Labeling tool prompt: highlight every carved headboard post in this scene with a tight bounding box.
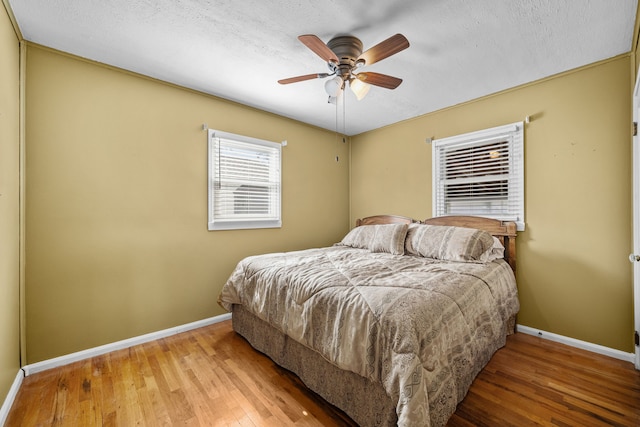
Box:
[502,230,517,274]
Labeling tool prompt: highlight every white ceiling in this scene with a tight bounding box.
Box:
[7,0,639,135]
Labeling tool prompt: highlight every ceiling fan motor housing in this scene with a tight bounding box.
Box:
[327,36,363,79]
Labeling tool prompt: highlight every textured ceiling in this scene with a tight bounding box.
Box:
[7,0,639,135]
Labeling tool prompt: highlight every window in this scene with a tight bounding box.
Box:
[432,122,524,231]
[208,129,282,230]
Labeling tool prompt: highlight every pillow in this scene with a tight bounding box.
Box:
[404,223,496,262]
[337,223,409,255]
[478,236,506,263]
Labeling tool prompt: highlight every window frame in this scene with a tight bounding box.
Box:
[432,122,525,231]
[208,129,282,231]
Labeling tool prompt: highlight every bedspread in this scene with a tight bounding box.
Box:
[218,246,519,426]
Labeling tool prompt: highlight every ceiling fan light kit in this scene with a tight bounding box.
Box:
[324,75,344,97]
[349,78,370,100]
[278,33,409,101]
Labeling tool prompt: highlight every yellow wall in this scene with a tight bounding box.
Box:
[0,1,21,403]
[24,45,350,363]
[351,56,634,352]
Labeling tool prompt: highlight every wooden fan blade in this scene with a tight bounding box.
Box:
[298,35,339,64]
[278,73,328,85]
[357,34,409,66]
[356,72,403,89]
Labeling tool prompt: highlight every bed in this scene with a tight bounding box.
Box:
[218,215,519,426]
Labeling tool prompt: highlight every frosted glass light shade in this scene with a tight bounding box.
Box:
[350,78,370,100]
[324,76,343,97]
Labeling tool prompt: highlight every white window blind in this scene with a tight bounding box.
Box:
[208,129,282,230]
[432,122,524,231]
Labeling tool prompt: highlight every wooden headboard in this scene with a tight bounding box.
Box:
[355,214,418,227]
[355,215,517,273]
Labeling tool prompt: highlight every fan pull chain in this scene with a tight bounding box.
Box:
[342,90,347,158]
[335,95,340,162]
[335,90,347,162]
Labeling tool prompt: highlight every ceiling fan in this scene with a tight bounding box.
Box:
[278,33,410,101]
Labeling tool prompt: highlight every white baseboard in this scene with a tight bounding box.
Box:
[517,324,635,363]
[22,313,232,377]
[0,370,24,427]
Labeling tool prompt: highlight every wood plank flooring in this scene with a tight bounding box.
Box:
[6,320,640,426]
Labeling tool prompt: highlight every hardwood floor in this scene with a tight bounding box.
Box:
[448,334,640,427]
[6,320,640,426]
